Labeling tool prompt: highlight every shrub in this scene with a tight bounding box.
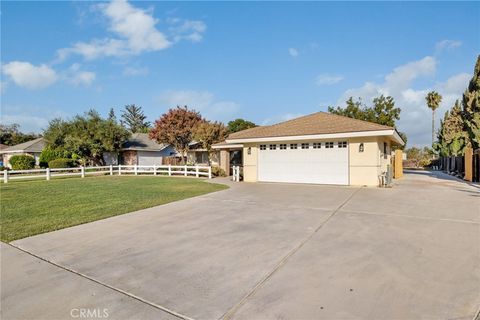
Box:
[39,147,70,168]
[0,166,6,171]
[48,158,76,168]
[9,155,35,170]
[211,166,226,177]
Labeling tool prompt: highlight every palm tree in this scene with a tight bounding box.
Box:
[425,91,443,146]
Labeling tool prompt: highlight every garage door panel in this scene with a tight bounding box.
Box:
[258,144,349,185]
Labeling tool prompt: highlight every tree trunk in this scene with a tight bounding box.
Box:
[432,109,435,147]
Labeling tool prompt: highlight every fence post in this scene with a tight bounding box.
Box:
[168,165,172,176]
[153,164,157,176]
[195,165,199,178]
[184,165,188,177]
[118,165,122,175]
[81,166,85,178]
[134,164,138,176]
[109,165,113,176]
[3,170,8,184]
[464,147,473,182]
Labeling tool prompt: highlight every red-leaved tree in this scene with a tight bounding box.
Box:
[150,106,203,163]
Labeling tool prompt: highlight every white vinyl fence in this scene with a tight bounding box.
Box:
[3,165,212,183]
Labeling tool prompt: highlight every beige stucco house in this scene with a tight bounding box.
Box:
[0,138,45,168]
[214,112,404,186]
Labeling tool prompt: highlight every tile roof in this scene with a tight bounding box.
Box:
[0,138,45,153]
[227,112,393,140]
[121,133,169,151]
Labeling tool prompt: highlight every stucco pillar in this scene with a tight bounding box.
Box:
[394,149,403,179]
[464,147,473,182]
[220,150,230,176]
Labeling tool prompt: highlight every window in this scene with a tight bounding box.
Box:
[313,142,321,149]
[269,144,276,150]
[338,141,347,148]
[383,142,388,159]
[290,143,298,149]
[260,144,266,150]
[279,144,287,150]
[325,142,334,148]
[301,143,309,149]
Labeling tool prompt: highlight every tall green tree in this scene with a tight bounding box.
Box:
[425,91,443,147]
[436,101,467,156]
[193,121,228,164]
[150,106,204,163]
[461,55,480,149]
[108,108,117,122]
[328,95,405,148]
[227,118,257,133]
[121,104,151,133]
[44,110,130,166]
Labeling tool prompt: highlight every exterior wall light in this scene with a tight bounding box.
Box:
[359,143,364,152]
[247,147,251,155]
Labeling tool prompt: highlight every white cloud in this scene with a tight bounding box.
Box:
[123,66,149,76]
[0,81,6,94]
[2,61,58,89]
[57,0,172,61]
[168,18,207,43]
[337,56,470,147]
[66,63,96,86]
[288,48,299,57]
[435,39,462,52]
[262,113,304,126]
[315,74,344,86]
[156,90,239,121]
[1,106,69,133]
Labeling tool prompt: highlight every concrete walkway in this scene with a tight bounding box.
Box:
[2,171,479,320]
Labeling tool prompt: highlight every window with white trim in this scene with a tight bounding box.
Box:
[313,142,321,149]
[279,144,287,150]
[301,143,309,149]
[260,144,266,150]
[338,141,347,148]
[290,143,297,149]
[325,142,334,148]
[269,144,276,150]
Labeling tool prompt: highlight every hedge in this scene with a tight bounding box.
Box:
[48,158,76,168]
[9,155,35,170]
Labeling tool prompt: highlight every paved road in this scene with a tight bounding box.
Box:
[2,171,479,320]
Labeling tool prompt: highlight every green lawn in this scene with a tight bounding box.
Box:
[0,176,228,242]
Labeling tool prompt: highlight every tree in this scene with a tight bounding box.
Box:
[108,108,117,122]
[328,95,405,148]
[43,110,130,166]
[227,118,257,133]
[425,91,443,147]
[150,106,204,163]
[121,104,151,133]
[461,55,480,149]
[193,121,228,164]
[0,123,40,146]
[434,100,468,156]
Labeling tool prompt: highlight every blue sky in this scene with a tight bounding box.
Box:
[1,1,479,147]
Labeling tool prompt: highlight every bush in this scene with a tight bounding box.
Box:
[211,166,226,177]
[9,155,35,170]
[0,166,6,171]
[39,147,70,168]
[48,158,76,168]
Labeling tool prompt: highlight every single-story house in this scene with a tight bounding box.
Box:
[0,138,45,168]
[116,133,177,166]
[213,112,404,186]
[186,141,220,166]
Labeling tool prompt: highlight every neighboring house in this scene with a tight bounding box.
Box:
[117,133,177,166]
[0,138,45,168]
[214,112,404,186]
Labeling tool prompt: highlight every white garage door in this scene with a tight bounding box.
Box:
[258,141,349,185]
[137,151,164,166]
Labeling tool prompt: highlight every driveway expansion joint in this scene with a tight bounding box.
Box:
[220,187,363,320]
[5,242,196,320]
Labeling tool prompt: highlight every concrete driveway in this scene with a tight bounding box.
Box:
[2,171,479,320]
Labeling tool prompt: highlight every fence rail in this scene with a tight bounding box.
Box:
[3,164,212,183]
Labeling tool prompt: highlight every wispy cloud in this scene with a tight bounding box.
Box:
[123,66,149,76]
[168,18,207,43]
[156,90,239,122]
[262,113,304,125]
[288,48,299,57]
[315,74,344,86]
[435,39,462,52]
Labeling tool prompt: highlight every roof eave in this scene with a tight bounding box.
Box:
[226,129,396,144]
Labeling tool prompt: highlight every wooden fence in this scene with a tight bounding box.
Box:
[3,164,212,183]
[439,148,480,182]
